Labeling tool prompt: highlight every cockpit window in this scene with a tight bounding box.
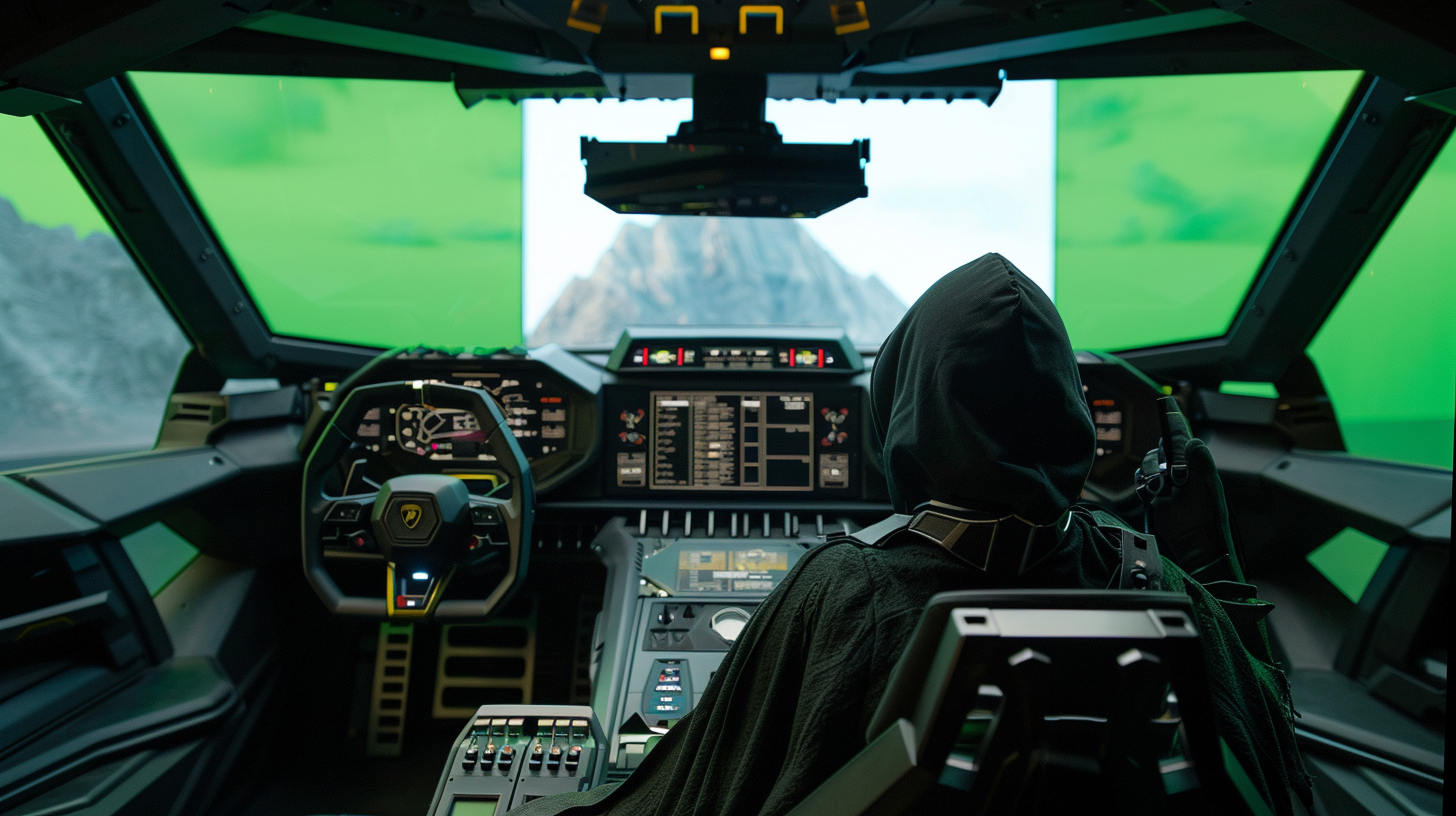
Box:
[129,72,525,350]
[130,70,1357,353]
[521,85,1057,348]
[1307,135,1456,469]
[0,116,190,468]
[1055,70,1361,350]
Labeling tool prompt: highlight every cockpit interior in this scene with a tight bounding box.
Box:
[0,2,1451,815]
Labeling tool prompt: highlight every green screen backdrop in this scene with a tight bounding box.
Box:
[1054,71,1360,350]
[0,117,114,237]
[130,73,525,349]
[1308,136,1456,469]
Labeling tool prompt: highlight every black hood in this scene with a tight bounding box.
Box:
[870,253,1095,523]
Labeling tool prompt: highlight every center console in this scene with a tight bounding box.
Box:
[429,329,886,811]
[426,705,605,816]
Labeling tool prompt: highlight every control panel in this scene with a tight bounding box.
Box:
[604,385,863,497]
[643,658,693,717]
[426,705,603,815]
[621,597,766,719]
[606,328,863,374]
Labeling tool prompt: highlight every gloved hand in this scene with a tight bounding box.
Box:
[1135,396,1245,583]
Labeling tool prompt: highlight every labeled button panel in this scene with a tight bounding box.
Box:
[323,500,379,555]
[642,659,692,720]
[644,602,758,651]
[434,705,601,816]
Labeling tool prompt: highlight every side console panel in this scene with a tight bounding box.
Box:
[427,705,604,815]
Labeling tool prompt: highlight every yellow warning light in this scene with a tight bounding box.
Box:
[710,46,731,60]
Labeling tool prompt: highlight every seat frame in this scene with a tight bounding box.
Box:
[787,589,1271,816]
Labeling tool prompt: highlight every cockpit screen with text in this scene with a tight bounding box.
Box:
[649,392,815,491]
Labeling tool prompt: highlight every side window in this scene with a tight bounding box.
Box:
[0,116,191,467]
[1307,136,1456,469]
[1056,71,1361,350]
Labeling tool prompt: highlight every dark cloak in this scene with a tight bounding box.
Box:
[513,254,1307,816]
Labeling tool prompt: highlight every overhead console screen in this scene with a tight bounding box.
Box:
[606,385,861,497]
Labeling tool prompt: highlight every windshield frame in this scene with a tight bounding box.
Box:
[30,68,1448,386]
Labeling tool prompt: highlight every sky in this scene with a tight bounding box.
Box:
[521,80,1056,332]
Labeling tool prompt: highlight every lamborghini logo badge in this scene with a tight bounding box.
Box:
[400,503,423,529]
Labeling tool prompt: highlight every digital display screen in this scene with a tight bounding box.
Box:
[448,798,498,816]
[614,342,849,371]
[437,372,571,460]
[349,372,572,463]
[649,392,814,491]
[678,548,789,592]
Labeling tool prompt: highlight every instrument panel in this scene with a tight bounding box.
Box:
[603,385,864,496]
[316,341,1163,504]
[326,347,599,493]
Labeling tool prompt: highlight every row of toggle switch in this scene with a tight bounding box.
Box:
[461,737,514,772]
[461,716,591,776]
[637,510,838,539]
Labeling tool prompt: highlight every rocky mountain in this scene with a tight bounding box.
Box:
[0,196,189,460]
[530,218,907,347]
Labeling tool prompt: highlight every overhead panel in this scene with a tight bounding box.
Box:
[0,0,272,115]
[239,9,591,76]
[860,7,1243,74]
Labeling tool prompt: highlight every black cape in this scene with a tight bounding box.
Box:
[514,254,1307,816]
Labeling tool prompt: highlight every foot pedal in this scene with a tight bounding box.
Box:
[368,622,413,756]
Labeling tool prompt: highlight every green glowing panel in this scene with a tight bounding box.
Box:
[0,116,112,237]
[1306,528,1389,603]
[1308,137,1456,469]
[120,523,200,596]
[130,73,524,349]
[1055,71,1360,350]
[1219,381,1278,399]
[448,798,498,816]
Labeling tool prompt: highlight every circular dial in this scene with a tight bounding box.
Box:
[710,607,752,642]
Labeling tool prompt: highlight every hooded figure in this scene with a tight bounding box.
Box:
[513,254,1308,816]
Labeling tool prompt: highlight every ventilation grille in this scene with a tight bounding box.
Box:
[533,521,601,550]
[432,595,537,718]
[603,766,634,785]
[367,623,413,757]
[570,593,599,704]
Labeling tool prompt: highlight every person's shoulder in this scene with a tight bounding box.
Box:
[783,538,881,600]
[798,537,874,574]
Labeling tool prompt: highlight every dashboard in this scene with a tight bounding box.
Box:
[314,330,1164,509]
[303,327,1167,747]
[325,346,600,496]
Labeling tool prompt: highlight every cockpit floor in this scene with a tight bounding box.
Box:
[237,721,458,816]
